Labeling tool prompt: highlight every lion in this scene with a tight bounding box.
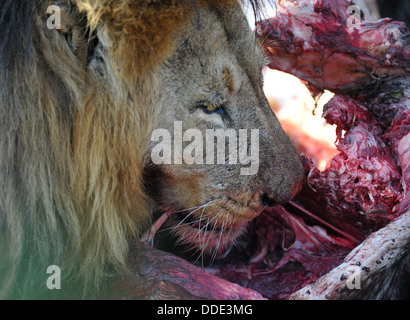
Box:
[0,0,303,299]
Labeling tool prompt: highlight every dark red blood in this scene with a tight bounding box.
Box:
[212,208,352,300]
[305,95,404,237]
[216,263,314,300]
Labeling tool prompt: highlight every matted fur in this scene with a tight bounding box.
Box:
[0,0,294,299]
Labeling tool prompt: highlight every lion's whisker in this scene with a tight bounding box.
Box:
[159,200,218,233]
[195,207,218,240]
[197,205,208,242]
[194,199,227,242]
[195,199,231,265]
[211,214,227,264]
[172,199,219,215]
[194,216,219,265]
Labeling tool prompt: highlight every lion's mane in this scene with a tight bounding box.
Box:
[0,0,269,299]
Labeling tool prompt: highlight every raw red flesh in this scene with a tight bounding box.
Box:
[303,95,404,238]
[214,0,410,299]
[384,108,410,214]
[212,208,353,299]
[256,0,410,99]
[255,0,410,221]
[228,0,410,299]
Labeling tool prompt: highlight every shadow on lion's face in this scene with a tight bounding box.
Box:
[142,5,304,256]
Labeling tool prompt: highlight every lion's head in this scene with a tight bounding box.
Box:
[0,0,303,299]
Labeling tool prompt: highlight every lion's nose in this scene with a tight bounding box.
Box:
[260,193,280,207]
[260,178,303,208]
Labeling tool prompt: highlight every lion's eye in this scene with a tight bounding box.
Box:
[200,104,225,116]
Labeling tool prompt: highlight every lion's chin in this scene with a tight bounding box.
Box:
[158,210,249,260]
[147,199,265,262]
